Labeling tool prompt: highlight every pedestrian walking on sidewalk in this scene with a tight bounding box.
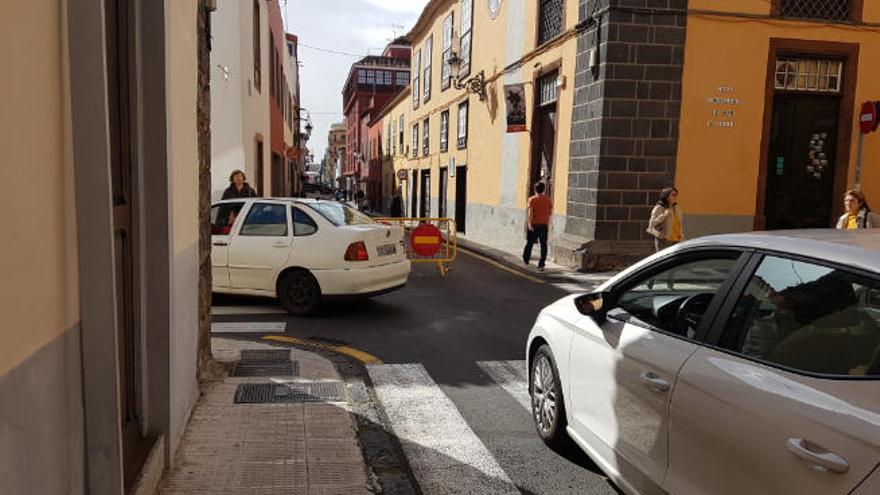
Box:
[836,189,880,229]
[222,169,259,199]
[647,186,684,252]
[523,182,553,271]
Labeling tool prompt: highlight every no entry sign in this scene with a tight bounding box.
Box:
[860,101,878,135]
[411,223,443,256]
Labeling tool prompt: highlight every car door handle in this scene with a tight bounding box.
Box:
[213,241,228,247]
[271,242,290,248]
[639,370,670,392]
[786,438,849,474]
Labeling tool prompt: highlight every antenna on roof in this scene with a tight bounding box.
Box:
[390,23,405,40]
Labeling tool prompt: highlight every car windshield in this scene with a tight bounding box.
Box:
[307,202,375,226]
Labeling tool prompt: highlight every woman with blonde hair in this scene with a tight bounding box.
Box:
[222,169,259,199]
[836,189,880,229]
[647,186,683,252]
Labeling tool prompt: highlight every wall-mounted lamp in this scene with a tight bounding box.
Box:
[447,53,487,101]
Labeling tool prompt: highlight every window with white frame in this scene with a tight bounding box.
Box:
[774,56,843,93]
[422,117,430,156]
[460,0,473,78]
[412,50,422,109]
[391,120,397,155]
[440,110,449,153]
[424,35,433,102]
[457,101,469,149]
[441,13,454,90]
[412,123,419,158]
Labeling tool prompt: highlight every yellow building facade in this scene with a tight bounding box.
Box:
[677,1,880,233]
[399,0,581,253]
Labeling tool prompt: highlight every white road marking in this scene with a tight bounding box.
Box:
[210,321,287,333]
[367,364,520,495]
[476,361,530,412]
[211,305,288,315]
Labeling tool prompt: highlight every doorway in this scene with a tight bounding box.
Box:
[529,70,559,197]
[105,0,149,488]
[271,152,282,197]
[420,170,431,218]
[455,165,467,233]
[255,138,264,196]
[438,168,448,218]
[411,169,419,217]
[765,95,840,229]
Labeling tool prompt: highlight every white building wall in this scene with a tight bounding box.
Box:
[210,0,270,199]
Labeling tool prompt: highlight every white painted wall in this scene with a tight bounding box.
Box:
[210,0,270,199]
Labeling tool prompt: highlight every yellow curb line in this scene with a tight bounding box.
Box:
[458,247,546,285]
[262,335,384,365]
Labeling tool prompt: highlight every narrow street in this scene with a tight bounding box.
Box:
[212,252,619,494]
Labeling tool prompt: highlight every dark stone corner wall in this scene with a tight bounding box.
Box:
[559,0,688,270]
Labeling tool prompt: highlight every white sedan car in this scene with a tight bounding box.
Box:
[211,198,410,314]
[527,230,880,495]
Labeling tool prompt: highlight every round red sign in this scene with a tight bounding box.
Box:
[860,101,878,135]
[397,169,408,181]
[411,223,443,257]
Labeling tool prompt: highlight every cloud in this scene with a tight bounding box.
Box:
[362,0,427,14]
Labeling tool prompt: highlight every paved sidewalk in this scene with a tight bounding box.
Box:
[160,338,376,495]
[456,236,618,290]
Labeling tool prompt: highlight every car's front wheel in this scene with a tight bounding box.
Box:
[278,270,321,315]
[530,344,567,447]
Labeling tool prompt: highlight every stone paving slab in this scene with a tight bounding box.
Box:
[159,337,375,495]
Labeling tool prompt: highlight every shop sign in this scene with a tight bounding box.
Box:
[504,84,528,132]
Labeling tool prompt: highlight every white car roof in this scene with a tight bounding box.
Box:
[213,197,325,205]
[680,230,880,273]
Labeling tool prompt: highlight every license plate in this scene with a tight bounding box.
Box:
[377,244,397,256]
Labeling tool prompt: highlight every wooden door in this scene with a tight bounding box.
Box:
[765,94,840,229]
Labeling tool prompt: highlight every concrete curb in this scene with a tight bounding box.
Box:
[455,236,618,288]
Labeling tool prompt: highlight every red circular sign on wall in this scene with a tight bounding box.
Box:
[411,223,443,257]
[860,101,878,135]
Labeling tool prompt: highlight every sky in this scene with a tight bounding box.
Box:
[283,0,430,162]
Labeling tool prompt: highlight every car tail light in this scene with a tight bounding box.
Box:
[344,241,369,261]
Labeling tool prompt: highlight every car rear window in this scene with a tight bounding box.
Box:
[308,202,375,226]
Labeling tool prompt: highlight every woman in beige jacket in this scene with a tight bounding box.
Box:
[836,189,880,229]
[647,186,683,252]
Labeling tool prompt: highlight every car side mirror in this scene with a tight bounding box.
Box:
[575,292,609,320]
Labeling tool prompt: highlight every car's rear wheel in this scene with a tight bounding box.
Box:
[531,344,567,447]
[278,270,321,315]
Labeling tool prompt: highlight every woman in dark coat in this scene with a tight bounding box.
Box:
[222,169,259,199]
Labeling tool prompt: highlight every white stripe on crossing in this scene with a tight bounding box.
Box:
[210,321,287,333]
[367,364,520,495]
[476,361,530,412]
[211,305,288,315]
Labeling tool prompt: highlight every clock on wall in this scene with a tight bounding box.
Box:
[488,0,502,19]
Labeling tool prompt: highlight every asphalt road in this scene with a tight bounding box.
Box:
[212,252,619,494]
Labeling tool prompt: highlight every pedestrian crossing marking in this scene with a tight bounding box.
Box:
[368,363,520,494]
[475,360,530,412]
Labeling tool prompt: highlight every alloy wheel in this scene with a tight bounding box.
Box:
[531,354,558,435]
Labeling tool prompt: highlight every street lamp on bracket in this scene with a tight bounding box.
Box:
[446,53,487,101]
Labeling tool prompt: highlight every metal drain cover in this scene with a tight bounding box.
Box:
[232,360,299,377]
[234,382,346,404]
[239,349,291,361]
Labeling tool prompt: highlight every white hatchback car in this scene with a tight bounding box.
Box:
[527,230,880,495]
[211,198,410,314]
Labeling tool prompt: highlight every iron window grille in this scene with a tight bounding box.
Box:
[537,72,558,106]
[779,0,852,22]
[538,0,564,46]
[440,110,450,153]
[774,56,843,93]
[423,118,430,156]
[457,101,469,149]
